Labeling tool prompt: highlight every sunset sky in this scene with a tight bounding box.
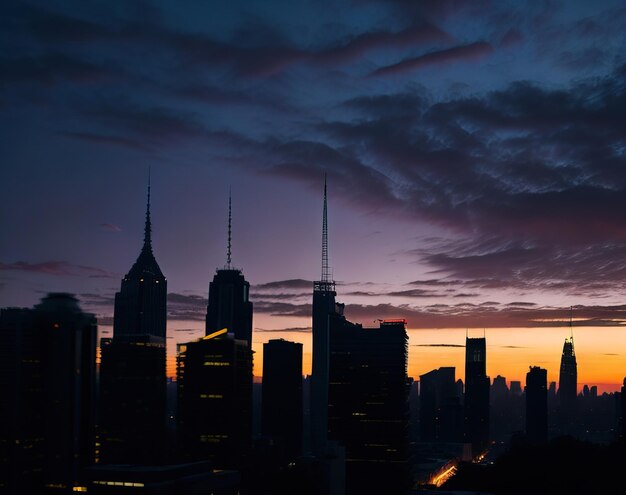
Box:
[2,0,626,390]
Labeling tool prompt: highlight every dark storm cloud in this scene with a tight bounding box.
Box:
[371,41,494,76]
[254,301,312,318]
[255,279,313,290]
[0,261,115,278]
[167,293,206,321]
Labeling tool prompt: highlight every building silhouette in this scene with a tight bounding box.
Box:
[178,193,253,468]
[205,192,253,346]
[310,177,337,457]
[526,366,548,443]
[558,334,577,434]
[328,314,411,495]
[177,329,253,468]
[99,179,167,465]
[262,339,303,460]
[419,367,463,443]
[464,336,490,456]
[0,293,97,494]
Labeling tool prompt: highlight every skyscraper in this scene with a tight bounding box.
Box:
[177,193,254,468]
[262,339,303,460]
[419,367,463,443]
[311,176,337,457]
[0,293,97,494]
[464,336,490,457]
[205,192,253,346]
[526,366,548,443]
[328,317,411,495]
[99,178,167,465]
[558,318,577,436]
[177,329,253,467]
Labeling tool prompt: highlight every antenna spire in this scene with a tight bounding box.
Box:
[227,188,232,269]
[143,167,152,252]
[569,305,574,340]
[321,174,330,282]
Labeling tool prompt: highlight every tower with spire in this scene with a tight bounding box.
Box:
[558,307,578,433]
[112,173,167,338]
[310,174,338,456]
[99,172,167,465]
[204,190,253,346]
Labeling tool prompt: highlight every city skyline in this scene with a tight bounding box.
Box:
[2,1,626,391]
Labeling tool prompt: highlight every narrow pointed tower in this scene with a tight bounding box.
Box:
[113,174,167,338]
[100,173,167,465]
[311,175,337,455]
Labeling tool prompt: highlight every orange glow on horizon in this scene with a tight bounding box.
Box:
[101,322,626,394]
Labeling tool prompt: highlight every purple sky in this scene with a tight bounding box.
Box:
[3,0,626,331]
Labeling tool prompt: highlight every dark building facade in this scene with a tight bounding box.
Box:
[205,269,252,346]
[328,316,411,495]
[558,336,578,434]
[262,339,303,460]
[0,293,97,494]
[99,183,167,465]
[526,366,548,443]
[464,336,490,457]
[419,367,463,443]
[177,330,253,468]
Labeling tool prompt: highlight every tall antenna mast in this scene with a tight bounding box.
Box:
[569,305,573,340]
[321,174,330,282]
[227,188,232,269]
[143,166,152,252]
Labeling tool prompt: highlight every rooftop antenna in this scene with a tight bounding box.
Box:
[321,173,331,283]
[143,166,152,252]
[569,305,574,340]
[227,188,232,269]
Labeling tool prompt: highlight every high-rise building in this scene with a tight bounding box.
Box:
[464,336,490,456]
[205,193,253,346]
[557,336,578,433]
[178,194,254,468]
[262,339,303,460]
[419,367,463,443]
[310,177,337,457]
[0,293,97,494]
[526,366,548,443]
[177,329,253,467]
[99,179,167,465]
[328,316,411,495]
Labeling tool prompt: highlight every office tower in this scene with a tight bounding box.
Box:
[328,317,410,495]
[558,334,577,434]
[621,378,626,442]
[262,339,303,460]
[0,293,97,494]
[205,192,253,346]
[177,329,253,467]
[526,366,548,443]
[311,176,337,456]
[464,336,490,457]
[99,179,167,465]
[419,367,463,442]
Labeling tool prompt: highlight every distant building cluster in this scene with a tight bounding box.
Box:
[1,179,625,495]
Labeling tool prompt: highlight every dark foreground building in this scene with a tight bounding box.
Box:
[86,461,239,494]
[177,329,253,468]
[0,293,97,494]
[99,181,167,465]
[464,336,490,457]
[419,367,463,443]
[526,366,548,443]
[328,314,411,495]
[262,339,303,460]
